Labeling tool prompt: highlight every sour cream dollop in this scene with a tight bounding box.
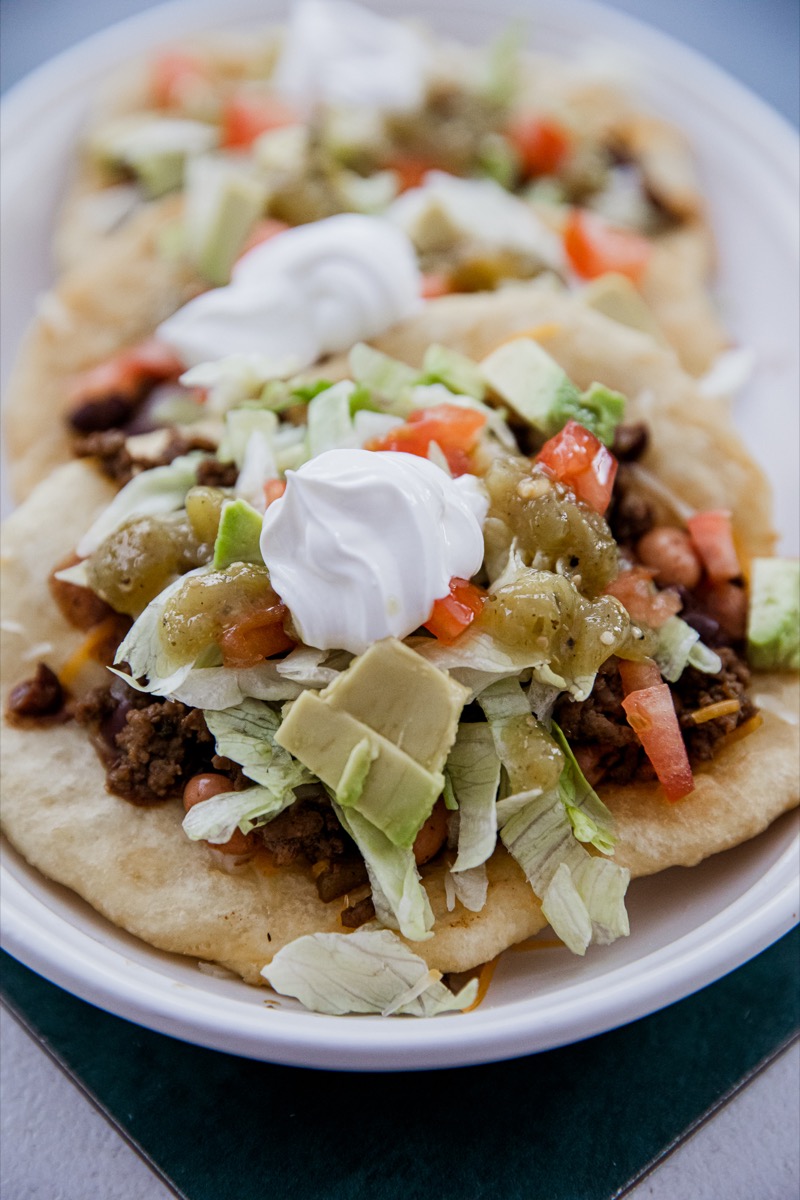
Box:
[260,449,488,654]
[272,0,431,113]
[157,214,421,368]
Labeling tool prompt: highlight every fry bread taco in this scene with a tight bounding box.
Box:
[2,289,797,1017]
[48,2,726,375]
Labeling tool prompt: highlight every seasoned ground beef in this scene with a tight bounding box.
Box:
[196,457,238,488]
[674,647,756,761]
[74,429,218,486]
[341,894,376,929]
[256,786,355,868]
[75,679,216,804]
[554,647,756,786]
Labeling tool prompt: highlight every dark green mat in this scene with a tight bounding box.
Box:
[2,932,798,1200]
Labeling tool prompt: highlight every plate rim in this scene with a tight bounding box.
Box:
[1,0,798,1070]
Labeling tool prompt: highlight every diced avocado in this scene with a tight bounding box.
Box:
[577,383,627,447]
[213,499,264,569]
[91,116,218,198]
[321,638,470,774]
[184,155,268,286]
[747,558,800,671]
[480,337,625,444]
[421,344,486,401]
[582,274,668,345]
[480,338,582,435]
[275,691,443,847]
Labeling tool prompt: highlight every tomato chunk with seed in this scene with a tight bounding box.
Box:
[686,510,741,583]
[564,209,652,283]
[424,578,487,643]
[368,403,487,476]
[508,115,572,177]
[605,566,682,628]
[536,419,618,513]
[221,93,298,150]
[621,683,694,802]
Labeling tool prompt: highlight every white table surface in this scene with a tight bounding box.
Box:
[1,1,798,1197]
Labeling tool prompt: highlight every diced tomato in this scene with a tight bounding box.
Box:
[385,156,433,192]
[221,92,298,150]
[604,566,682,629]
[368,403,487,476]
[617,657,663,693]
[263,478,287,507]
[424,578,487,643]
[621,683,694,802]
[236,218,290,263]
[421,272,453,300]
[686,510,741,583]
[563,209,652,284]
[507,114,572,177]
[219,608,294,668]
[68,338,184,407]
[150,51,210,110]
[536,419,618,513]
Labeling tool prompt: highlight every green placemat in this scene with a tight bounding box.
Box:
[2,932,798,1200]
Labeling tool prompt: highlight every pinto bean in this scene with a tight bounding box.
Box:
[637,526,702,589]
[413,797,448,866]
[702,581,748,641]
[7,663,63,718]
[183,773,253,855]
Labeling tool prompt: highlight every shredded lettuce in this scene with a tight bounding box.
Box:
[349,342,419,408]
[204,699,313,791]
[181,354,293,415]
[551,721,615,854]
[444,863,489,913]
[499,789,585,894]
[112,566,210,696]
[331,800,434,942]
[446,723,501,872]
[414,628,566,699]
[168,663,305,709]
[307,381,360,456]
[540,863,593,955]
[261,929,477,1016]
[420,344,486,401]
[572,857,630,946]
[275,645,350,688]
[654,615,722,682]
[182,784,297,844]
[76,454,201,558]
[219,407,278,468]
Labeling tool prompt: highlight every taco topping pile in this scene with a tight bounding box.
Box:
[7,326,798,1017]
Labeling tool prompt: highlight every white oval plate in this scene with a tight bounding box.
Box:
[1,0,798,1070]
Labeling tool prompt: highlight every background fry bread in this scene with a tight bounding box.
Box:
[1,295,796,985]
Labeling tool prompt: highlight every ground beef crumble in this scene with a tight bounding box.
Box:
[195,457,238,488]
[74,679,217,804]
[73,429,218,486]
[554,646,757,786]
